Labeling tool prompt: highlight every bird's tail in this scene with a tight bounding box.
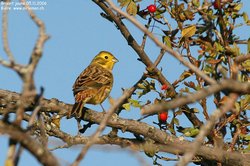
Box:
[67,102,85,119]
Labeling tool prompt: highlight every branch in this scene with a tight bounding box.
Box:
[93,0,203,128]
[48,125,249,166]
[141,79,250,115]
[1,89,250,165]
[234,54,250,64]
[2,0,15,62]
[93,0,175,93]
[71,88,137,166]
[177,93,239,166]
[104,0,217,85]
[0,121,59,166]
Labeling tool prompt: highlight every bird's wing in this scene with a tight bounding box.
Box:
[73,64,113,95]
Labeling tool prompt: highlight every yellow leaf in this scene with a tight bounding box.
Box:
[233,3,242,11]
[126,1,137,16]
[179,70,193,81]
[181,25,196,38]
[118,0,131,7]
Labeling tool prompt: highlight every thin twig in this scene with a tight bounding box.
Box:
[2,0,15,62]
[15,0,49,125]
[105,0,217,85]
[176,93,239,166]
[141,17,152,49]
[153,49,166,67]
[141,79,250,115]
[234,54,250,64]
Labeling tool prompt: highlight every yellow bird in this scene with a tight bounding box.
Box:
[68,51,118,119]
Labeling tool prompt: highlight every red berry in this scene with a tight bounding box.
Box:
[213,0,221,9]
[158,112,168,123]
[161,84,168,90]
[147,4,157,13]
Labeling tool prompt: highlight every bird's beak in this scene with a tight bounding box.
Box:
[113,57,119,63]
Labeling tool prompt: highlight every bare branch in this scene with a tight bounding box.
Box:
[2,0,15,62]
[0,121,59,166]
[13,0,49,125]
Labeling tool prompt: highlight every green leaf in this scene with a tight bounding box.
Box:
[122,103,130,111]
[128,98,141,108]
[243,135,250,141]
[154,10,163,20]
[137,83,146,89]
[184,128,199,137]
[203,65,214,75]
[126,1,137,16]
[173,118,179,125]
[149,80,156,90]
[242,59,250,72]
[214,42,224,52]
[163,36,172,48]
[137,90,148,98]
[168,127,176,135]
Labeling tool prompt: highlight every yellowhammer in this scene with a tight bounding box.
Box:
[67,51,118,119]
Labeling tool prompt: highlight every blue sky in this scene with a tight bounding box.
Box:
[0,0,250,166]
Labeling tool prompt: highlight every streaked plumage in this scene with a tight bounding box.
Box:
[68,51,118,119]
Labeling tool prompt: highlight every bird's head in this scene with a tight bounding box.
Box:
[91,51,118,70]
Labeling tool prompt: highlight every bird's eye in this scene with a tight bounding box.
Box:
[104,56,109,59]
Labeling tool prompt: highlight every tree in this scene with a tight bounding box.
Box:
[0,0,250,166]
